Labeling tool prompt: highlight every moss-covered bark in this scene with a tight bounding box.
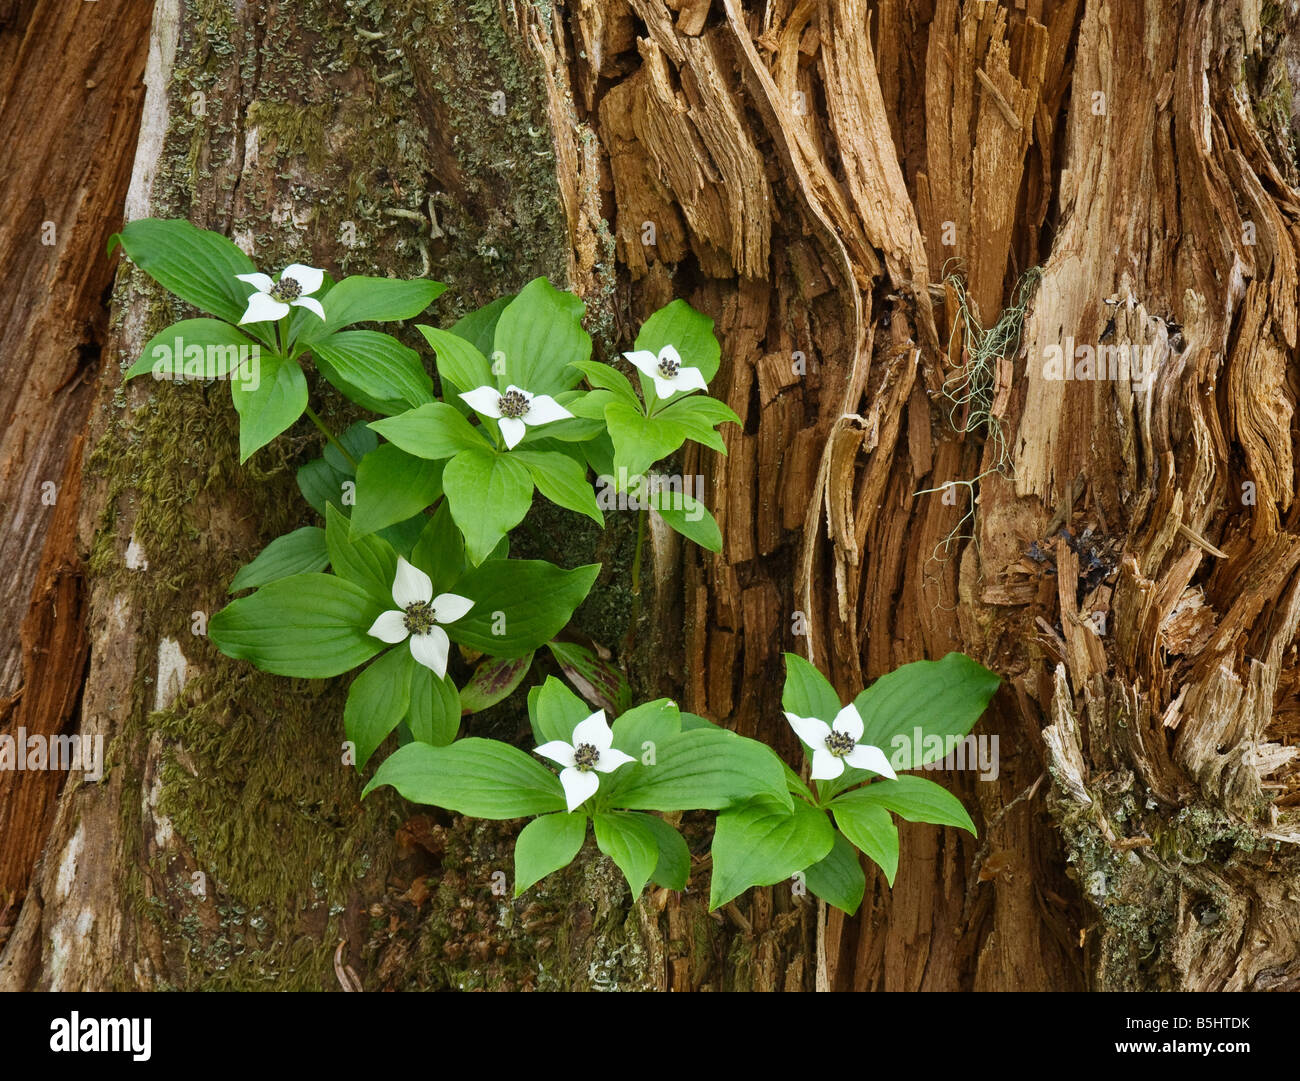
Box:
[1,0,660,991]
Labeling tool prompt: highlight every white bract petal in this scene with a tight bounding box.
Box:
[784,712,832,749]
[651,375,678,399]
[571,711,613,751]
[558,767,600,813]
[844,743,897,779]
[367,610,409,644]
[409,625,450,678]
[657,344,682,368]
[810,747,845,780]
[236,272,275,292]
[832,703,865,742]
[281,263,324,294]
[535,740,578,768]
[391,556,433,608]
[292,296,326,321]
[673,366,708,393]
[432,592,474,624]
[460,386,504,417]
[593,747,636,774]
[240,292,290,325]
[524,394,572,426]
[623,350,660,379]
[497,416,526,449]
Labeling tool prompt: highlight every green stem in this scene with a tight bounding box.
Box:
[630,506,648,596]
[304,405,357,470]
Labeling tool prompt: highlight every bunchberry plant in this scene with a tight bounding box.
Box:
[110,218,445,461]
[112,217,1000,915]
[706,653,1000,914]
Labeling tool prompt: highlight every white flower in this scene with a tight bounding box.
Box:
[459,384,573,450]
[784,703,898,782]
[624,344,708,400]
[236,264,326,324]
[366,557,473,678]
[535,710,636,812]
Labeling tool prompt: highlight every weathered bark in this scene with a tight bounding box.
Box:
[0,0,152,904]
[5,0,1300,992]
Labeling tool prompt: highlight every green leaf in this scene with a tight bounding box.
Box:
[709,797,834,910]
[783,763,816,803]
[410,504,467,595]
[330,420,380,469]
[603,728,792,813]
[802,831,866,915]
[450,294,512,358]
[593,812,660,899]
[832,775,976,835]
[492,278,589,396]
[109,218,257,326]
[325,504,398,605]
[546,640,633,715]
[679,712,723,731]
[831,800,899,885]
[853,653,1001,769]
[297,422,376,516]
[527,676,592,746]
[350,444,443,538]
[312,331,435,414]
[344,645,414,767]
[514,812,588,895]
[300,276,445,341]
[442,448,535,564]
[450,560,600,657]
[406,664,460,746]
[655,394,740,452]
[609,699,682,755]
[229,353,308,462]
[362,738,566,818]
[781,654,843,723]
[126,319,261,381]
[605,399,686,477]
[458,653,533,714]
[417,325,494,395]
[228,527,328,593]
[650,488,721,552]
[641,814,690,891]
[570,359,640,408]
[511,449,602,524]
[369,402,488,460]
[208,573,384,678]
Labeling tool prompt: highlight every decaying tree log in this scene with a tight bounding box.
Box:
[4,0,1299,991]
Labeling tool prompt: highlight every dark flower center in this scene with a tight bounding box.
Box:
[403,600,437,635]
[270,275,303,302]
[657,355,680,378]
[825,730,856,757]
[498,389,530,419]
[573,743,600,771]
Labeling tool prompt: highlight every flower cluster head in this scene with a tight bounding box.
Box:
[535,710,635,811]
[624,344,707,399]
[460,384,573,449]
[237,264,326,324]
[367,557,473,679]
[784,703,897,781]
